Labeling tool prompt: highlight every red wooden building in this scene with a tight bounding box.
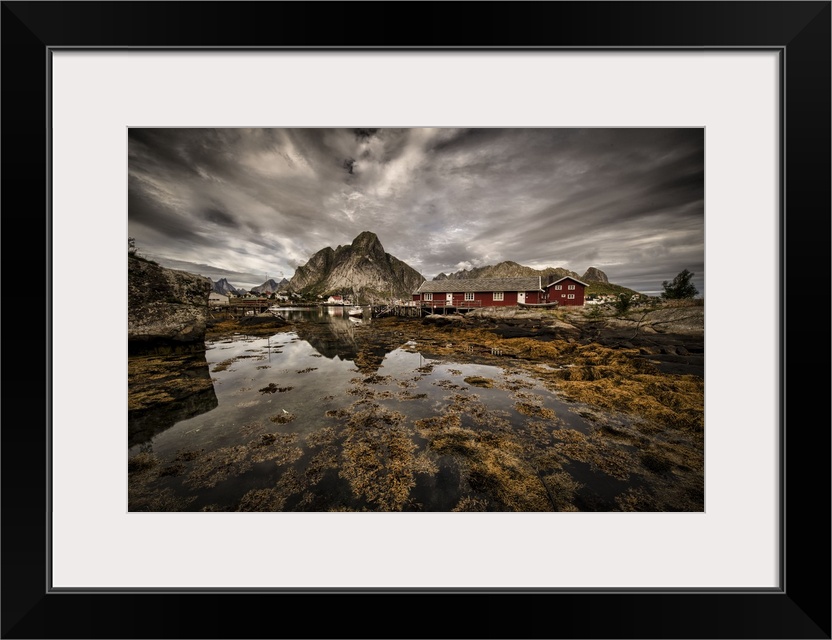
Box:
[545,276,588,306]
[412,277,546,309]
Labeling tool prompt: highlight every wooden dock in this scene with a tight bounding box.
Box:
[373,304,425,318]
[209,300,481,321]
[209,299,273,319]
[372,301,481,319]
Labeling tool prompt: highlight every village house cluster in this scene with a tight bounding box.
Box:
[411,275,588,309]
[208,274,648,313]
[208,289,294,307]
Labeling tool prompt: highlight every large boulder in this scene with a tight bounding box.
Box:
[128,257,212,354]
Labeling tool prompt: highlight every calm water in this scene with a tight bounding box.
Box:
[128,307,644,512]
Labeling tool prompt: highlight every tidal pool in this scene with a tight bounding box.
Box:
[128,308,692,512]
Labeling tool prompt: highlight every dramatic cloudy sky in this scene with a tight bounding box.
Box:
[128,128,704,296]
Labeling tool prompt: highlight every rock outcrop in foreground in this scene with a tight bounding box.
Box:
[465,300,704,377]
[128,257,212,354]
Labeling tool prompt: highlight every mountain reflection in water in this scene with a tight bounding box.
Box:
[288,306,363,361]
[128,307,379,453]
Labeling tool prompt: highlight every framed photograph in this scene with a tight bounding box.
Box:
[123,125,709,518]
[3,2,829,638]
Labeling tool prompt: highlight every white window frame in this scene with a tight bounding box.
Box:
[567,294,575,299]
[424,293,433,301]
[492,292,504,301]
[554,284,562,290]
[464,292,475,301]
[568,284,576,290]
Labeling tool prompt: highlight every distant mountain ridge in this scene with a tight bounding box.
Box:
[212,277,242,295]
[433,261,637,294]
[251,278,289,294]
[434,260,589,283]
[288,231,425,302]
[212,277,291,295]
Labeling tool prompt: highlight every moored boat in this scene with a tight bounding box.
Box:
[517,301,559,309]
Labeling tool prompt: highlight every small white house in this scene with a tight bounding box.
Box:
[209,292,229,306]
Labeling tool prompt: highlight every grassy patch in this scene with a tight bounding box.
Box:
[237,488,287,511]
[415,411,553,511]
[515,403,557,420]
[339,406,419,511]
[397,391,428,401]
[541,472,582,511]
[212,358,238,373]
[363,374,393,385]
[464,376,494,388]
[307,427,338,448]
[248,432,303,465]
[128,451,158,474]
[641,451,674,475]
[184,445,251,489]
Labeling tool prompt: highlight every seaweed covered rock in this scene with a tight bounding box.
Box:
[422,313,468,326]
[128,256,212,354]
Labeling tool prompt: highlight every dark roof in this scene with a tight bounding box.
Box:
[415,277,542,294]
[545,276,589,287]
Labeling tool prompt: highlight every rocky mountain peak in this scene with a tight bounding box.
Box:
[349,231,387,262]
[251,278,282,294]
[351,230,381,248]
[213,277,240,295]
[288,231,424,302]
[581,267,609,283]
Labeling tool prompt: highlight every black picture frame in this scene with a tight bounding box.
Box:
[2,2,829,638]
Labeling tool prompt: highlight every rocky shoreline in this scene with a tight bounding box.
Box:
[203,300,704,433]
[204,300,705,379]
[459,302,704,377]
[132,299,704,512]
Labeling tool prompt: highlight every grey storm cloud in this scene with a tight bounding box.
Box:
[202,205,237,227]
[128,127,704,295]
